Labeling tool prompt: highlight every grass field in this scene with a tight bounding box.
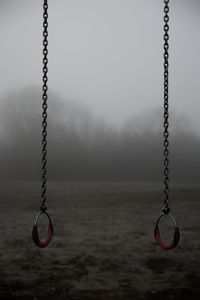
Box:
[0,181,200,300]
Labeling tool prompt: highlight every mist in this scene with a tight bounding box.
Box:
[0,87,199,182]
[0,0,200,130]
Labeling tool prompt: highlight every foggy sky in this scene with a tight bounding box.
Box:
[0,0,200,130]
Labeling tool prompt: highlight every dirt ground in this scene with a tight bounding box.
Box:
[0,180,200,300]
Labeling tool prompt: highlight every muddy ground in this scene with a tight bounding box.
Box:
[0,181,199,300]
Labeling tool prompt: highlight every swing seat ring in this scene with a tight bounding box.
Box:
[32,211,53,248]
[154,213,180,250]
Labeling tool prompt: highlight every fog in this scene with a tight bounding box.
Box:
[0,1,200,129]
[0,88,199,182]
[0,1,199,181]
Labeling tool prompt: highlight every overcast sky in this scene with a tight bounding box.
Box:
[0,0,200,130]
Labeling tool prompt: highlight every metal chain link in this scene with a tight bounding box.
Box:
[162,0,170,215]
[40,0,49,213]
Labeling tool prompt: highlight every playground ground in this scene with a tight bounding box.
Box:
[0,180,199,300]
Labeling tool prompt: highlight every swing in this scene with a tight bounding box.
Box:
[32,0,180,249]
[32,0,53,248]
[154,0,180,250]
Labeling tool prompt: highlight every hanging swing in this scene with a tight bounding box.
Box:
[32,0,53,248]
[32,0,180,249]
[154,0,180,250]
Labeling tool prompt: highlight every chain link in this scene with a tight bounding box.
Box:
[41,0,49,213]
[162,0,170,214]
[40,0,170,215]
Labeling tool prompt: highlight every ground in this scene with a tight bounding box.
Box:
[0,181,199,300]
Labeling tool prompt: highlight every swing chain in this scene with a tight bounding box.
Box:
[41,0,49,213]
[163,0,170,215]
